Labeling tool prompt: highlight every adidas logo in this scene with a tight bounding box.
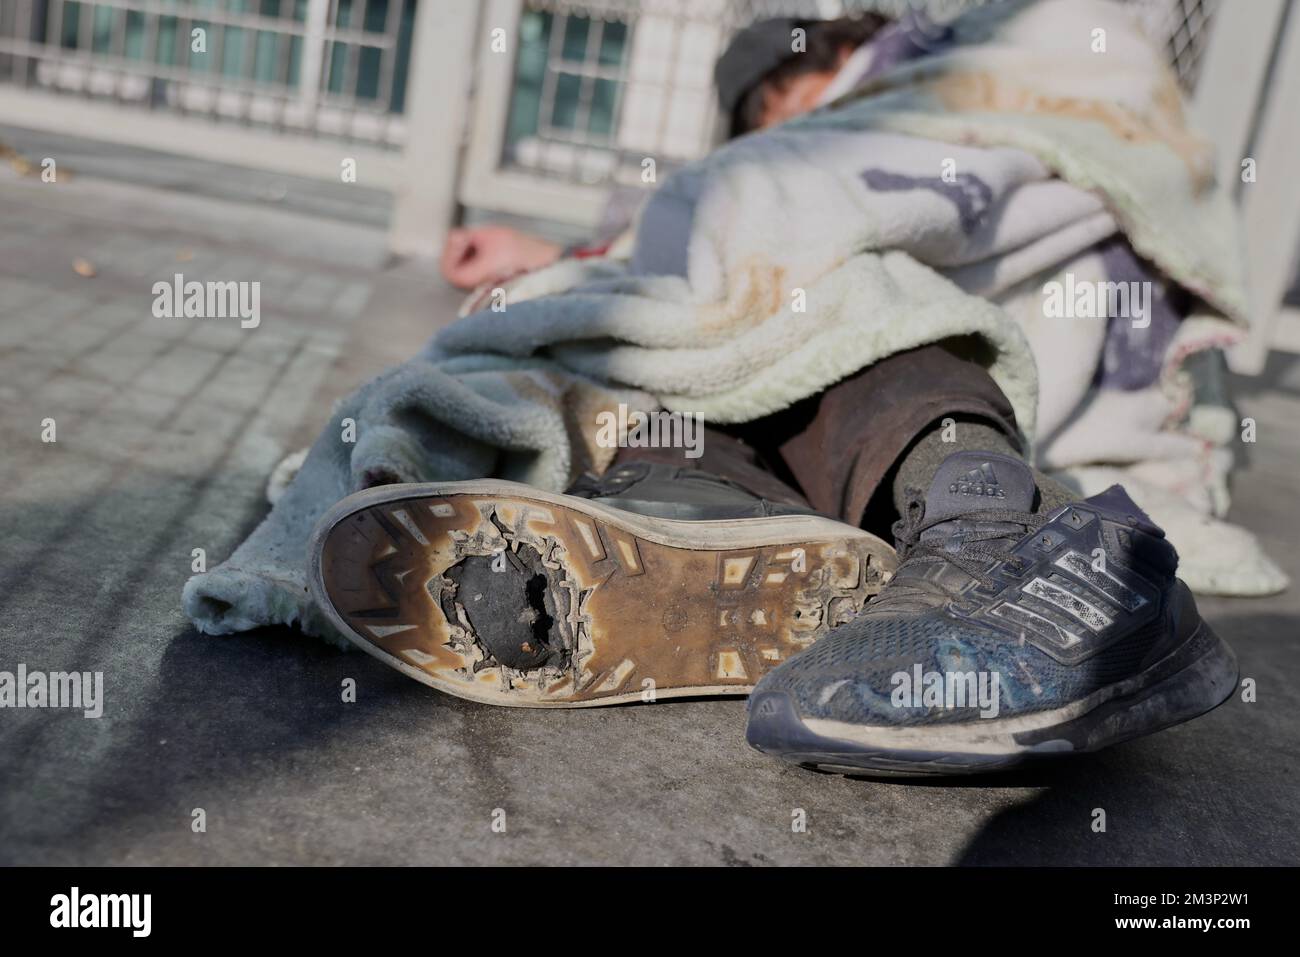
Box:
[949,462,1006,498]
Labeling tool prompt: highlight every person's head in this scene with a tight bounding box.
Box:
[714,15,892,138]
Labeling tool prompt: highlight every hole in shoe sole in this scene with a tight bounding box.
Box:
[445,548,563,671]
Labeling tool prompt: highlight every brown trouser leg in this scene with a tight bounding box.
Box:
[611,343,1022,529]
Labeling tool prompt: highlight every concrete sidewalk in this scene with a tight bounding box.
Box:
[0,158,1297,866]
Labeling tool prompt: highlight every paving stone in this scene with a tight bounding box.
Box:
[2,441,118,506]
[285,272,345,315]
[98,386,185,430]
[0,277,51,315]
[189,354,284,413]
[330,279,374,319]
[133,314,196,340]
[144,399,252,476]
[37,373,119,414]
[0,345,66,390]
[231,311,309,355]
[185,320,256,354]
[254,338,343,435]
[132,343,229,397]
[66,413,162,466]
[28,290,98,323]
[0,309,71,349]
[21,319,86,354]
[74,331,173,383]
[82,301,152,330]
[38,316,120,356]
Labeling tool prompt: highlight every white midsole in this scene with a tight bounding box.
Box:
[801,633,1226,755]
[309,478,893,554]
[803,713,1081,756]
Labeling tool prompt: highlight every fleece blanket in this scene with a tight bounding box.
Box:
[183,0,1284,641]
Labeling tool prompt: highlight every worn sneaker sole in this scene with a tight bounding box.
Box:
[746,618,1237,776]
[308,480,895,708]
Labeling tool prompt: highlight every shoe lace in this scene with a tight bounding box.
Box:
[881,492,1047,601]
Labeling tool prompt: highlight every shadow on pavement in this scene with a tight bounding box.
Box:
[952,611,1298,865]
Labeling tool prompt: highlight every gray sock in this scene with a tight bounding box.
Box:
[892,419,1075,516]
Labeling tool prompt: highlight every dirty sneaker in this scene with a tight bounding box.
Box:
[308,463,894,707]
[745,450,1237,775]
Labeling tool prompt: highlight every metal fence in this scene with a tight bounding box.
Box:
[0,0,416,145]
[493,0,1220,193]
[0,0,1226,181]
[0,0,1292,370]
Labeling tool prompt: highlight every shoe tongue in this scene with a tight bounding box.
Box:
[922,451,1036,524]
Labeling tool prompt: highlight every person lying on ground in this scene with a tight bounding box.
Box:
[194,4,1258,777]
[439,15,894,291]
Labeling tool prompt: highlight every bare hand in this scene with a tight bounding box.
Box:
[440,226,562,290]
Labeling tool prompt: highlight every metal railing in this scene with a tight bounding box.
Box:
[0,0,1228,215]
[0,0,1292,370]
[0,0,415,145]
[499,0,724,190]
[491,0,1220,196]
